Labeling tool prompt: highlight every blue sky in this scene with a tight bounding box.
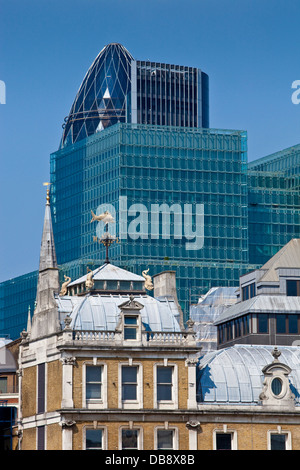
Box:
[0,0,300,281]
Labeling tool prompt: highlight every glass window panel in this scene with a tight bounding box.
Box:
[124,328,137,340]
[122,366,137,383]
[86,366,102,383]
[258,314,268,334]
[122,366,137,400]
[157,430,174,449]
[122,430,138,449]
[216,433,232,450]
[0,377,7,393]
[271,378,282,396]
[86,366,102,400]
[288,315,298,334]
[276,315,286,334]
[157,367,172,384]
[86,383,102,400]
[157,384,172,401]
[270,434,286,450]
[124,316,137,325]
[286,280,299,296]
[86,429,103,450]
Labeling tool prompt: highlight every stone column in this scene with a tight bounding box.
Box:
[60,357,76,408]
[186,421,201,450]
[61,420,76,450]
[185,357,198,409]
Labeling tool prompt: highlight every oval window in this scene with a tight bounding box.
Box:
[271,377,282,396]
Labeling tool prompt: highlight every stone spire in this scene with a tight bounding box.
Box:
[30,185,61,340]
[39,187,57,271]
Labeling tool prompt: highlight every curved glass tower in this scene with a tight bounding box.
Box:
[60,43,209,148]
[61,43,133,148]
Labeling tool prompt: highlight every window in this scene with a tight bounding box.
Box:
[276,315,299,334]
[37,363,45,414]
[258,314,268,334]
[121,429,139,450]
[124,316,138,340]
[157,367,173,401]
[271,378,283,396]
[86,366,102,402]
[215,433,232,450]
[269,433,291,450]
[85,429,103,450]
[242,283,255,301]
[276,315,286,334]
[0,377,7,393]
[288,315,298,334]
[156,429,175,450]
[242,315,250,335]
[122,366,138,401]
[286,280,300,296]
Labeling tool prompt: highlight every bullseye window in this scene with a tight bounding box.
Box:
[271,377,283,396]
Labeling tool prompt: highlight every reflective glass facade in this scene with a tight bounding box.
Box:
[248,145,300,265]
[51,123,249,315]
[60,43,209,149]
[0,271,38,340]
[61,44,133,148]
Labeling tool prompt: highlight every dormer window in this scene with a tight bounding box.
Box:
[242,282,255,301]
[124,316,138,340]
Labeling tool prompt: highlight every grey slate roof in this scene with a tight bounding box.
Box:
[214,295,300,325]
[56,293,181,332]
[197,344,300,404]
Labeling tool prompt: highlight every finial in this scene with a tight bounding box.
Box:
[43,182,51,205]
[272,347,281,362]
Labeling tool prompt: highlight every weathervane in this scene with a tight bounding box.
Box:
[43,182,51,204]
[91,209,119,264]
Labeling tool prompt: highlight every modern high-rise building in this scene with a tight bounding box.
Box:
[248,144,300,265]
[60,43,209,149]
[0,43,299,340]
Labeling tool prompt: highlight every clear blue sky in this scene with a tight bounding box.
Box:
[0,0,299,281]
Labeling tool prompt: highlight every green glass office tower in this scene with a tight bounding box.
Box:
[248,144,300,265]
[51,122,249,311]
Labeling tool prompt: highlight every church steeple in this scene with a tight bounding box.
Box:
[30,184,61,339]
[38,185,57,271]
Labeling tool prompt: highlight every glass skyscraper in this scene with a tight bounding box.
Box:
[60,43,209,148]
[0,43,299,340]
[248,144,300,265]
[51,122,248,312]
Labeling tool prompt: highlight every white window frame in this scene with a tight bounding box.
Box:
[83,426,107,450]
[119,426,143,450]
[119,362,143,409]
[154,362,178,409]
[154,426,178,450]
[123,314,140,341]
[213,428,238,450]
[267,430,292,450]
[82,362,107,409]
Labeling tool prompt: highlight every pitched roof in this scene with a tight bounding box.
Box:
[259,239,300,283]
[68,262,144,286]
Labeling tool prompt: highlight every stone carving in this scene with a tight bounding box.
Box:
[59,275,71,296]
[85,267,94,290]
[142,268,154,290]
[90,210,115,225]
